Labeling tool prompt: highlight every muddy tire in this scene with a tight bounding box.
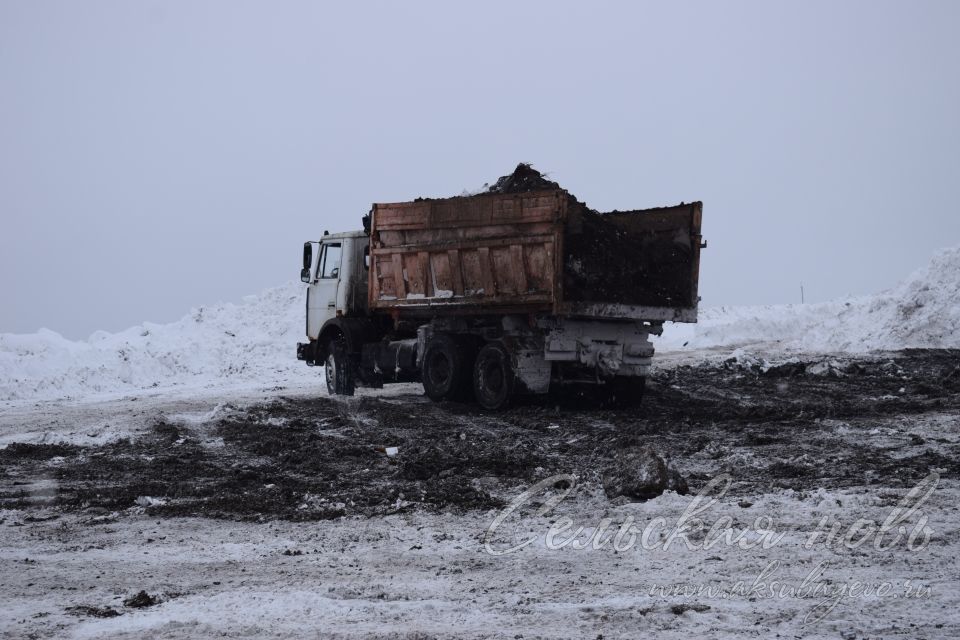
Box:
[604,376,646,408]
[325,336,355,396]
[473,343,515,411]
[421,334,471,402]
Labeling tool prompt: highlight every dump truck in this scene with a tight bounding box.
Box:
[297,165,704,409]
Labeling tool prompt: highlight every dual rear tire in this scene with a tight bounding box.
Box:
[418,335,647,410]
[472,343,515,411]
[602,376,646,408]
[421,334,473,402]
[420,337,515,410]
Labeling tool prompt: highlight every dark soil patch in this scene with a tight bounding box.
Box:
[3,350,959,520]
[0,442,80,460]
[123,591,158,608]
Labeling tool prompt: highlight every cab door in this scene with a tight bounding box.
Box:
[306,241,342,340]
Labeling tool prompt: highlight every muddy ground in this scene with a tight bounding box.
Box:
[3,349,960,638]
[3,349,958,522]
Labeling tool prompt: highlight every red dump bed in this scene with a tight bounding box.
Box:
[368,189,702,322]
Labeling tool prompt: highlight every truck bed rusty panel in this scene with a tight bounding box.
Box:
[368,189,703,322]
[369,191,566,313]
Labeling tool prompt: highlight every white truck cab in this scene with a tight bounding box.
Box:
[300,230,369,341]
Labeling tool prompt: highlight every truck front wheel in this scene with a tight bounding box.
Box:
[325,336,355,396]
[473,343,515,411]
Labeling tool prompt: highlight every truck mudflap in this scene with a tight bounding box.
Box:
[513,349,552,394]
[297,341,317,365]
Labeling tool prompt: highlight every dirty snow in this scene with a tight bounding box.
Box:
[2,375,959,638]
[0,282,306,404]
[4,475,956,639]
[657,246,960,354]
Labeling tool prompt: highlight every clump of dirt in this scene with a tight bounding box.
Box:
[66,605,121,618]
[123,591,158,608]
[487,163,561,194]
[602,446,688,501]
[671,603,711,615]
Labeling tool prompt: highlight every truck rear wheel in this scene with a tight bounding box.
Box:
[473,343,515,411]
[604,376,646,408]
[325,336,355,396]
[421,334,471,401]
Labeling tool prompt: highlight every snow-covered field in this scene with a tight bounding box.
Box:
[1,247,958,639]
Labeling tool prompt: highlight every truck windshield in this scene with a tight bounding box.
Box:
[320,243,342,278]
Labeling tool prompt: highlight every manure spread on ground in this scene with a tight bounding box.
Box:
[2,350,958,521]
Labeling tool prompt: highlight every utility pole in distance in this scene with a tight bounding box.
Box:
[800,282,805,304]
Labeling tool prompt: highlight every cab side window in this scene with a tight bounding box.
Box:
[320,243,342,279]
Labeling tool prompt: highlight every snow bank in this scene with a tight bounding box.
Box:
[658,246,960,354]
[0,282,306,403]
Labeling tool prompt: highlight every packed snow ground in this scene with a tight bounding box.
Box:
[1,246,958,405]
[5,470,957,639]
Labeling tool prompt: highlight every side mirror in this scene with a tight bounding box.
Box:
[301,242,313,283]
[330,266,339,279]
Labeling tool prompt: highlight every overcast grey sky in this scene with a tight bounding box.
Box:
[1,1,958,339]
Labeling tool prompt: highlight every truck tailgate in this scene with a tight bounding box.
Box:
[562,201,703,322]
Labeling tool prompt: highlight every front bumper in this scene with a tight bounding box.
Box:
[297,341,318,365]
